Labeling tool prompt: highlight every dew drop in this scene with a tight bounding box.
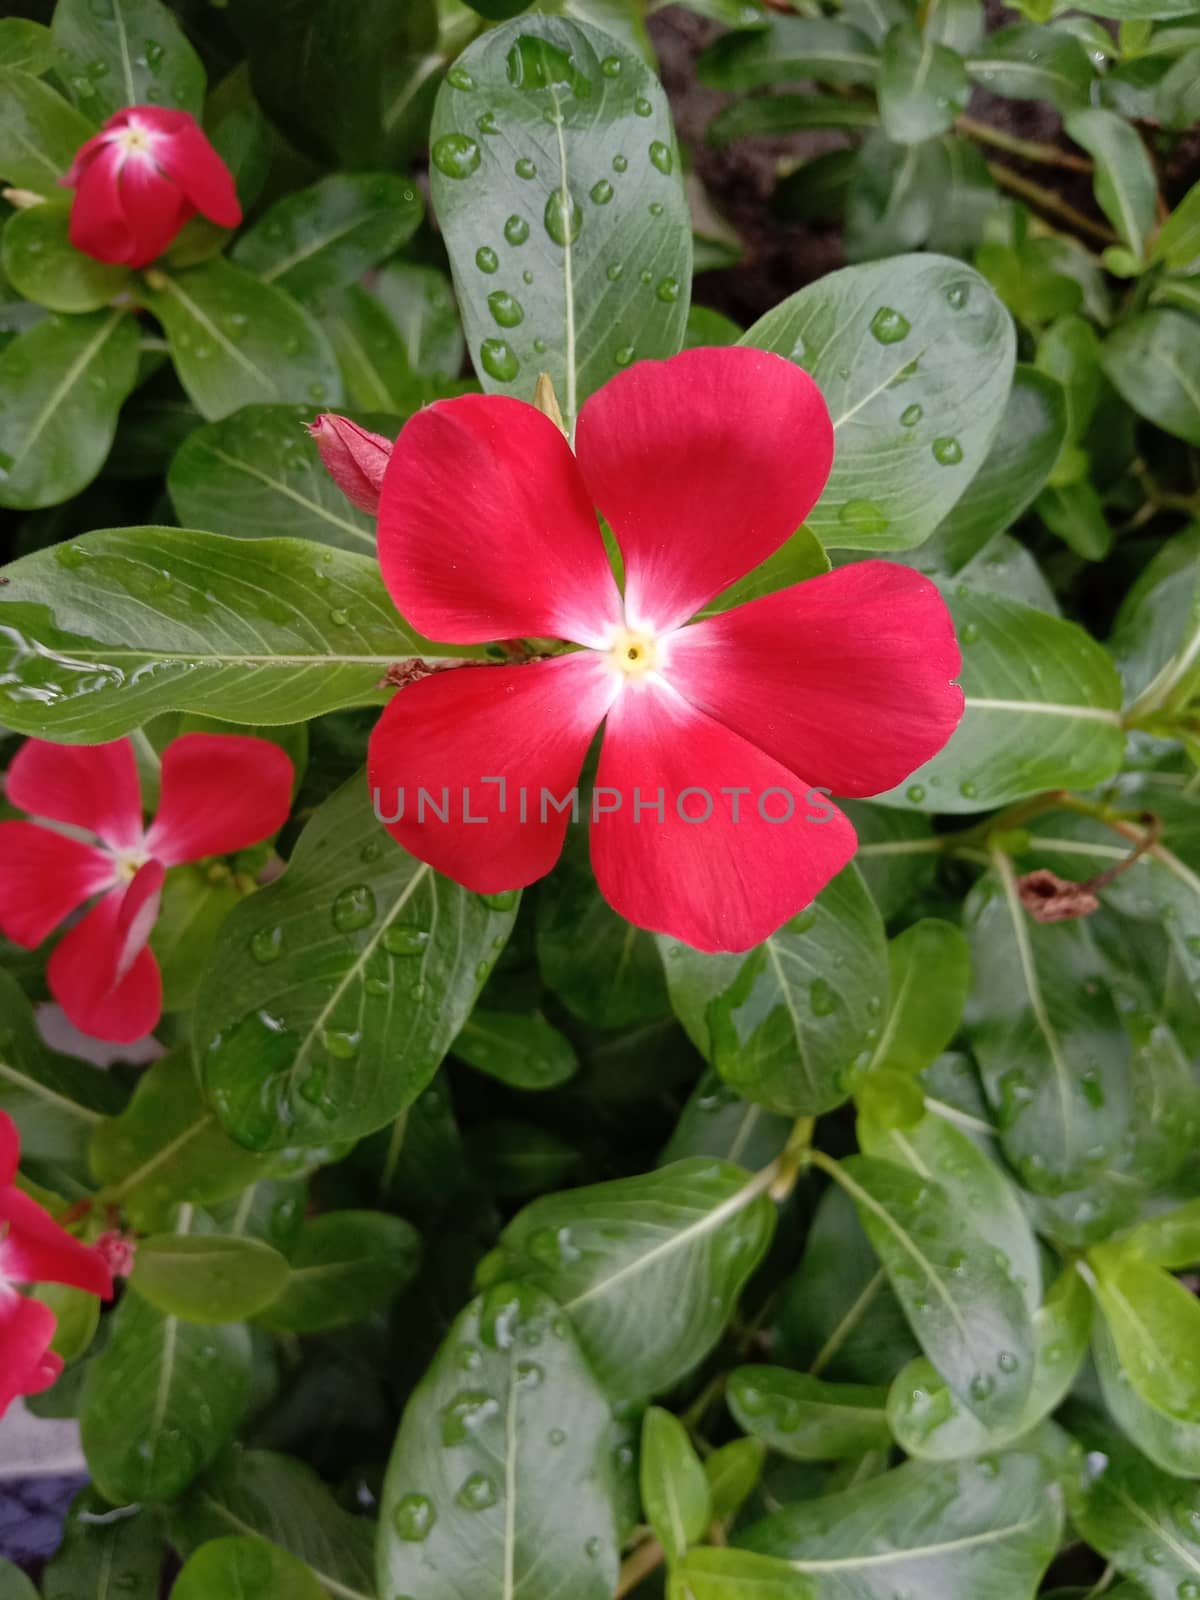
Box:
[476,246,499,274]
[946,283,969,310]
[322,1028,360,1060]
[250,926,284,965]
[838,499,888,536]
[906,784,926,805]
[810,977,836,1017]
[457,1473,498,1511]
[900,402,923,426]
[586,1536,603,1558]
[590,178,614,205]
[959,780,978,799]
[384,924,430,956]
[393,1494,436,1541]
[515,157,537,180]
[601,54,622,76]
[487,290,524,328]
[656,276,680,303]
[606,262,624,281]
[932,436,964,465]
[614,345,635,367]
[635,96,653,116]
[544,187,583,247]
[959,621,979,644]
[432,133,481,179]
[969,1374,995,1403]
[613,154,629,173]
[332,884,377,933]
[649,140,673,175]
[447,65,474,90]
[480,338,520,383]
[477,111,499,136]
[870,306,911,344]
[504,214,529,246]
[997,1351,1020,1374]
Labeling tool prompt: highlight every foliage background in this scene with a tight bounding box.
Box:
[0,0,1199,1595]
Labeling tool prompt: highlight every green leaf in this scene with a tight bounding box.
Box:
[173,1537,326,1600]
[171,1447,377,1600]
[833,1154,1036,1426]
[0,20,55,75]
[698,18,880,88]
[661,1071,792,1169]
[967,24,1096,108]
[857,1094,1042,1314]
[0,969,124,1171]
[167,402,389,552]
[774,1184,920,1385]
[844,800,940,921]
[454,1008,579,1090]
[1110,542,1200,706]
[1102,309,1200,446]
[151,864,244,1014]
[144,259,342,422]
[927,0,984,53]
[0,309,139,510]
[256,1209,421,1331]
[379,1281,620,1600]
[130,1232,290,1323]
[89,1051,323,1230]
[888,1266,1091,1458]
[879,23,969,143]
[679,1452,1061,1599]
[641,1407,712,1564]
[537,829,669,1028]
[727,1367,891,1460]
[466,1118,579,1196]
[41,1489,162,1600]
[232,173,424,302]
[430,15,691,428]
[0,1558,38,1600]
[696,523,829,617]
[705,1437,765,1521]
[876,587,1124,813]
[196,773,518,1150]
[1066,1425,1200,1597]
[1089,1246,1200,1423]
[1,202,133,313]
[708,93,878,145]
[492,1156,776,1402]
[1065,107,1158,255]
[1094,1314,1200,1477]
[324,282,462,414]
[0,69,97,193]
[919,366,1068,571]
[1152,177,1200,273]
[231,0,442,169]
[1038,481,1112,560]
[370,260,467,380]
[963,860,1131,1193]
[1118,1198,1200,1268]
[743,255,1016,552]
[80,1285,251,1503]
[660,865,887,1117]
[51,0,206,119]
[869,919,970,1078]
[0,527,443,741]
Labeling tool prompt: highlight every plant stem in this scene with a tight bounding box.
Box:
[985,162,1118,245]
[615,1536,665,1598]
[956,114,1092,172]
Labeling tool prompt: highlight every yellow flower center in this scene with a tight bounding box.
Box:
[609,627,659,679]
[116,126,156,158]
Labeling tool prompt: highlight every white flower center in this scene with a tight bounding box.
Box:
[607,626,659,680]
[114,125,158,161]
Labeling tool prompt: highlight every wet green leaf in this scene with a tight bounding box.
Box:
[173,1536,326,1600]
[0,68,96,193]
[879,23,969,143]
[256,1209,421,1331]
[41,1489,162,1600]
[642,1406,712,1564]
[727,1367,891,1460]
[1102,309,1200,446]
[1,203,133,313]
[131,1232,290,1323]
[52,0,205,119]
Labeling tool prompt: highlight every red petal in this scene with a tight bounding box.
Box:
[378,395,622,647]
[590,681,857,952]
[0,1113,18,1186]
[0,1291,60,1418]
[144,733,294,866]
[61,128,114,188]
[367,656,618,894]
[665,562,965,798]
[575,347,834,633]
[0,822,116,949]
[6,737,143,850]
[47,870,164,1045]
[66,144,136,265]
[0,1189,113,1298]
[117,156,194,269]
[154,114,242,227]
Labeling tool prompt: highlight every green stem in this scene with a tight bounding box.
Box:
[985,162,1118,245]
[956,114,1092,173]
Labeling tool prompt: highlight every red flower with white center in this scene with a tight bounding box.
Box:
[60,106,242,270]
[0,733,293,1042]
[365,346,964,953]
[0,1111,112,1419]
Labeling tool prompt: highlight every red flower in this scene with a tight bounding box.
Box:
[0,1111,112,1419]
[309,415,393,515]
[0,733,293,1042]
[60,106,241,270]
[367,347,964,953]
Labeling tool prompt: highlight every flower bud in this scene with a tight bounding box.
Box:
[60,106,241,270]
[309,414,393,515]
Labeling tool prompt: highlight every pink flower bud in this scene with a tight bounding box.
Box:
[308,415,393,515]
[94,1230,137,1279]
[60,106,241,270]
